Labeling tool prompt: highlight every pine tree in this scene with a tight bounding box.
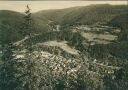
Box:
[19,5,41,90]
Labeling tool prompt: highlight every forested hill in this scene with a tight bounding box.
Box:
[0,10,25,42]
[34,4,128,27]
[0,4,128,33]
[0,4,128,58]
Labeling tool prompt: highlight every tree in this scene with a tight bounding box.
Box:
[17,5,44,90]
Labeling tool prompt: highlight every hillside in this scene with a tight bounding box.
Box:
[0,4,128,58]
[33,4,128,42]
[0,10,25,42]
[0,4,128,41]
[0,10,49,43]
[34,4,128,26]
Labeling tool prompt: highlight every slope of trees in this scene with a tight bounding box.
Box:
[0,19,21,90]
[0,5,128,90]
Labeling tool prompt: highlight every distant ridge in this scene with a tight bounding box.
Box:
[0,4,128,42]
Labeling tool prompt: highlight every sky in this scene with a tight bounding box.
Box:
[0,1,127,12]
